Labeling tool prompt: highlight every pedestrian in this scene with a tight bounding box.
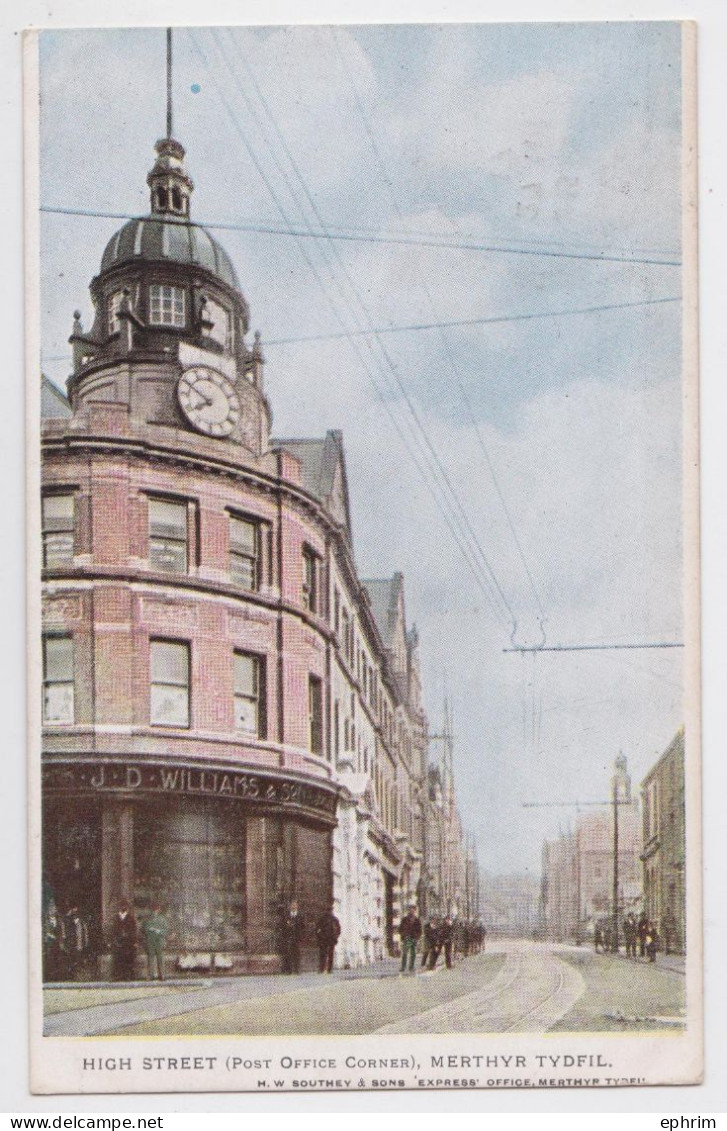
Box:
[421,917,437,968]
[427,918,443,969]
[43,904,64,982]
[62,905,90,980]
[281,899,305,974]
[110,901,138,981]
[141,905,168,981]
[623,913,637,959]
[398,903,422,974]
[646,922,659,963]
[594,921,603,953]
[637,913,648,958]
[315,905,341,974]
[439,915,455,969]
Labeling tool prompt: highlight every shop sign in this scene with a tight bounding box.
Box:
[44,760,338,820]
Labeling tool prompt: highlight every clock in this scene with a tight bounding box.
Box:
[177,366,241,437]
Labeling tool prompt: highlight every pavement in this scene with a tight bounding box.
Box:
[43,940,686,1037]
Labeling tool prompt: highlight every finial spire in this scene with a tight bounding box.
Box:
[166,28,173,139]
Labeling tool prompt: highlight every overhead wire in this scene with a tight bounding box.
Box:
[38,204,681,266]
[187,28,513,630]
[207,26,519,634]
[329,25,547,639]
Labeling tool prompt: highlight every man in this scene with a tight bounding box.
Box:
[62,905,90,980]
[43,904,64,982]
[315,905,341,973]
[398,903,422,974]
[110,901,138,981]
[281,899,305,974]
[421,917,437,968]
[141,905,168,981]
[637,913,649,959]
[646,921,660,963]
[623,913,637,959]
[439,914,455,969]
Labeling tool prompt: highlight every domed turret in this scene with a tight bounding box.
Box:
[66,133,271,457]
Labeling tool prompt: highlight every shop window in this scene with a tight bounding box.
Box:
[149,284,186,328]
[150,640,190,728]
[43,634,74,724]
[42,493,75,568]
[234,651,265,737]
[148,497,188,573]
[309,675,323,755]
[229,515,259,590]
[302,546,319,614]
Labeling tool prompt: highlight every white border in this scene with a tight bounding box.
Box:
[4,0,727,1115]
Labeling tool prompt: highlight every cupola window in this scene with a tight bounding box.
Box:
[149,283,186,328]
[107,290,126,335]
[203,297,231,350]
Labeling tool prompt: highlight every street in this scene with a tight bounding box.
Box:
[44,940,685,1037]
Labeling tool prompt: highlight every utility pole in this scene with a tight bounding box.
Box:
[524,768,631,949]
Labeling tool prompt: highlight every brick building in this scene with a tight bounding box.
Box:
[40,130,428,975]
[540,756,641,943]
[641,729,686,954]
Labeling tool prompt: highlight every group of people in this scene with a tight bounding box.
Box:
[399,905,486,974]
[593,912,664,963]
[43,900,169,982]
[279,901,342,975]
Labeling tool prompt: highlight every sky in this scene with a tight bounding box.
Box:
[38,22,685,875]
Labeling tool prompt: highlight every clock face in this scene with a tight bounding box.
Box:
[177,366,241,437]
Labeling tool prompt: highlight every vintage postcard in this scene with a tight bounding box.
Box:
[27,20,700,1094]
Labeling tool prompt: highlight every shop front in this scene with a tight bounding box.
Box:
[42,757,339,978]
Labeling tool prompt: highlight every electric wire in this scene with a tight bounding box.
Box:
[330,26,550,635]
[187,28,512,629]
[208,26,518,632]
[39,295,682,365]
[38,205,681,266]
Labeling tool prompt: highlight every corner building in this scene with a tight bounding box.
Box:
[41,135,427,974]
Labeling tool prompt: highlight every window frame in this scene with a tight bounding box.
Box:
[150,638,190,728]
[233,650,266,739]
[42,491,75,569]
[228,513,261,591]
[301,545,320,614]
[147,495,189,574]
[42,633,74,725]
[148,283,186,328]
[308,674,324,756]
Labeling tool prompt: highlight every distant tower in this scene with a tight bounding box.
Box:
[612,753,632,804]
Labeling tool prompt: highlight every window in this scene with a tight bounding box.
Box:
[302,547,319,613]
[229,516,259,590]
[309,675,323,755]
[43,635,74,724]
[148,498,188,573]
[150,640,190,727]
[333,588,341,635]
[234,651,265,737]
[107,290,126,335]
[42,493,74,568]
[204,297,231,350]
[149,284,186,328]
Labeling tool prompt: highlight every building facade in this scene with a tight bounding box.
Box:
[641,728,686,954]
[540,756,642,943]
[40,131,430,975]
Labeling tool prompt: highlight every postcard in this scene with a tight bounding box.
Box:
[27,20,700,1094]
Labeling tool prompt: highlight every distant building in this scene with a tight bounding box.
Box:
[541,755,642,943]
[641,728,686,954]
[481,871,540,936]
[541,835,577,942]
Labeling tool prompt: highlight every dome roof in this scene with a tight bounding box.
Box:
[100,216,240,291]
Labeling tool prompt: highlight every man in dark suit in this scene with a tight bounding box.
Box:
[110,901,138,981]
[282,899,305,974]
[399,903,422,973]
[315,905,341,973]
